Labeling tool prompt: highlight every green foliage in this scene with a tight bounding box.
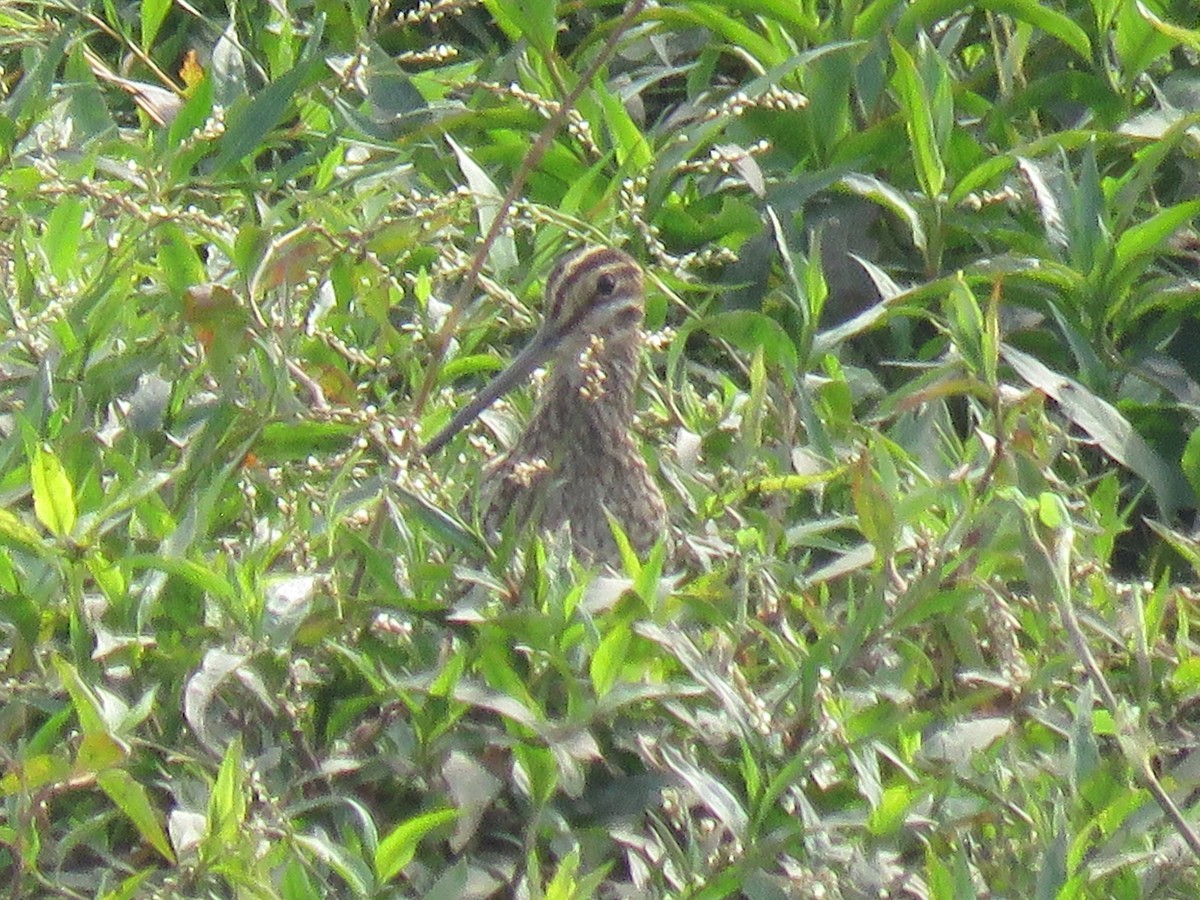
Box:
[3,0,1200,896]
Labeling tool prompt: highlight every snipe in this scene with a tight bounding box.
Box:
[423,246,667,564]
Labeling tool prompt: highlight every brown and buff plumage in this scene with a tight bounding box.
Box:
[423,246,667,564]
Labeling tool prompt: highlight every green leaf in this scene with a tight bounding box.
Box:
[375,808,457,882]
[291,832,371,895]
[850,451,895,562]
[1113,199,1200,280]
[3,22,73,126]
[717,0,818,35]
[0,508,52,558]
[1146,520,1200,578]
[590,618,632,697]
[97,769,175,863]
[890,36,945,198]
[389,485,493,558]
[1183,425,1200,502]
[102,870,158,900]
[0,753,71,796]
[649,4,783,68]
[76,732,126,772]
[140,0,171,49]
[123,554,239,603]
[952,154,1015,205]
[838,173,927,253]
[30,444,77,538]
[211,15,326,173]
[1171,657,1200,698]
[45,196,85,283]
[1115,0,1177,75]
[207,738,247,849]
[256,420,358,461]
[988,0,1092,59]
[447,135,517,274]
[945,275,985,378]
[1036,491,1069,529]
[53,658,109,736]
[157,223,206,300]
[672,311,799,386]
[1069,142,1106,276]
[1002,345,1193,518]
[867,783,914,835]
[899,0,1090,60]
[1136,0,1200,54]
[364,41,427,122]
[594,77,652,170]
[480,0,556,54]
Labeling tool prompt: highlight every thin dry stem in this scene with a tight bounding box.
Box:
[411,0,649,420]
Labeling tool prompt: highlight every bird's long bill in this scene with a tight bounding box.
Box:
[422,327,560,455]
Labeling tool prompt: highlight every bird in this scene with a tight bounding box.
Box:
[423,245,667,565]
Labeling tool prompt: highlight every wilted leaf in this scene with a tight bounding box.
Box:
[179,50,205,91]
[249,225,330,299]
[444,751,502,853]
[183,284,251,352]
[183,649,250,754]
[659,744,748,838]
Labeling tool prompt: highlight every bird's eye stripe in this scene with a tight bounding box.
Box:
[547,248,634,318]
[552,253,609,307]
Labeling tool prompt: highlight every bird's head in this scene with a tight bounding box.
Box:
[423,246,646,456]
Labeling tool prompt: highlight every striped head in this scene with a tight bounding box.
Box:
[540,246,645,353]
[423,246,646,455]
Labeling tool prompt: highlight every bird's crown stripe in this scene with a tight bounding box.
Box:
[547,247,637,320]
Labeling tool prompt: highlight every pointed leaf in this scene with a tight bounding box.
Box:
[54,658,107,736]
[590,618,632,698]
[839,173,927,253]
[375,808,458,882]
[97,769,175,863]
[211,16,325,172]
[1136,1,1200,53]
[140,0,171,49]
[1003,345,1193,517]
[891,36,944,198]
[207,738,247,848]
[988,0,1092,59]
[1017,157,1068,249]
[1113,199,1200,277]
[480,0,556,54]
[446,135,517,274]
[45,197,85,283]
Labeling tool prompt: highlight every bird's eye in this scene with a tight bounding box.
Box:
[596,273,616,296]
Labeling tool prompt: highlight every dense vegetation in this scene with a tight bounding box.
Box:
[4,0,1200,896]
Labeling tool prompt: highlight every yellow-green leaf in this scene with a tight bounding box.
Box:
[207,738,247,848]
[0,753,71,796]
[590,620,632,698]
[375,808,457,882]
[30,444,77,537]
[54,657,108,736]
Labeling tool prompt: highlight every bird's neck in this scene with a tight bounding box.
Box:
[528,333,642,449]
